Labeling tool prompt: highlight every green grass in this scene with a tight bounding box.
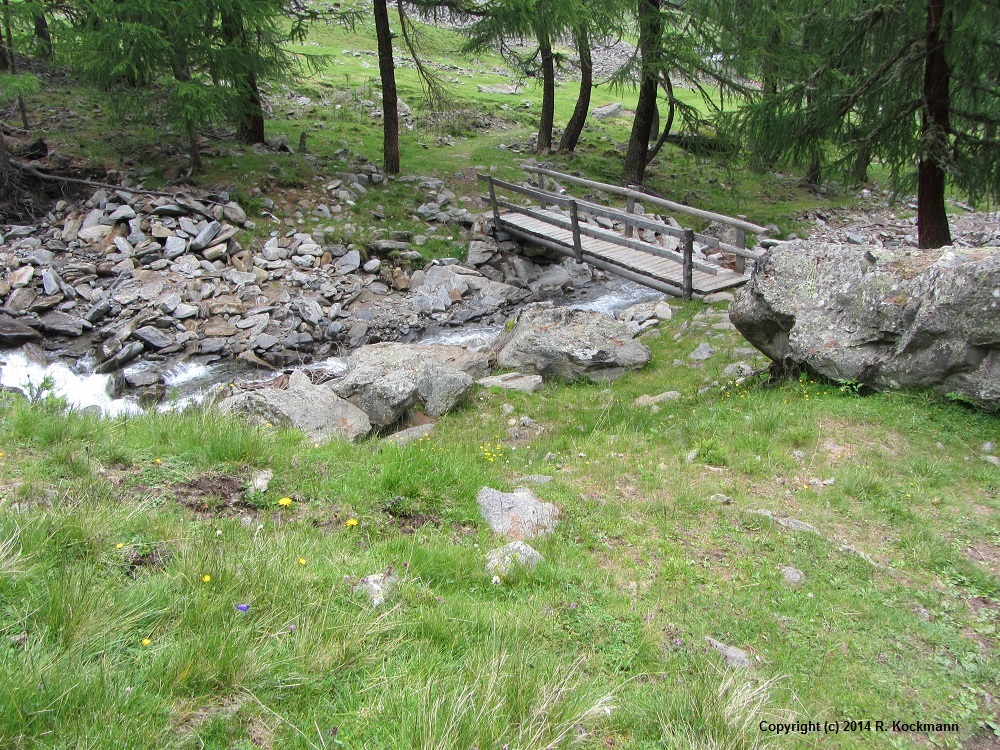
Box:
[1,303,998,748]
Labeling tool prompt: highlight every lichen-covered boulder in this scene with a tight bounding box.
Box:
[495,302,651,382]
[330,342,490,427]
[730,242,1000,410]
[218,371,371,442]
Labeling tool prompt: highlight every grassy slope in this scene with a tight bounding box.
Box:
[1,306,997,749]
[5,11,999,750]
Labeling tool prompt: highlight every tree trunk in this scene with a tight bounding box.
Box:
[237,72,266,145]
[34,12,51,58]
[2,0,27,128]
[806,150,821,187]
[186,120,202,172]
[374,0,400,174]
[624,0,661,183]
[559,24,591,153]
[536,27,555,153]
[918,0,952,249]
[644,73,676,165]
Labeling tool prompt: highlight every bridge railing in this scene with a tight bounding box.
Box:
[479,173,709,297]
[521,165,768,274]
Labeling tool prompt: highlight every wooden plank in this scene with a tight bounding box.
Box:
[498,210,747,295]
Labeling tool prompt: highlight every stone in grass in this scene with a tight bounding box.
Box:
[710,494,732,505]
[705,637,751,668]
[477,486,559,540]
[382,423,433,446]
[688,343,714,361]
[249,469,273,494]
[477,372,544,393]
[780,566,805,586]
[754,509,819,533]
[634,391,681,407]
[485,541,544,575]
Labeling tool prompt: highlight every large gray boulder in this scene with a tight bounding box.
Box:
[218,371,371,442]
[330,342,491,427]
[730,242,1000,410]
[495,303,652,382]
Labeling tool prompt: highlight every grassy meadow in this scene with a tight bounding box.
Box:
[1,303,998,748]
[3,6,998,749]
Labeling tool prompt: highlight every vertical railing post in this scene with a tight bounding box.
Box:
[682,228,694,300]
[488,177,501,227]
[625,190,636,239]
[537,170,547,210]
[735,226,747,274]
[569,200,583,263]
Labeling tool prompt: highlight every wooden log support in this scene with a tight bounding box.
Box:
[536,170,547,210]
[569,199,584,262]
[682,228,694,300]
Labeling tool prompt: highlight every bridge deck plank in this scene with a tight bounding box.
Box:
[499,210,748,294]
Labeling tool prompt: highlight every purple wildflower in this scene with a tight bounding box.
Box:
[235,603,250,613]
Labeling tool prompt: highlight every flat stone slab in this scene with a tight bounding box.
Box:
[477,372,543,393]
[382,423,434,446]
[477,486,559,540]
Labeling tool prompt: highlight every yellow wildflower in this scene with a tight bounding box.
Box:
[115,543,124,549]
[141,638,152,647]
[345,518,359,527]
[298,558,307,566]
[278,497,293,507]
[202,574,211,583]
[154,458,162,464]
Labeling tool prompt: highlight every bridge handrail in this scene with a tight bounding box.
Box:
[478,174,749,273]
[480,173,701,297]
[522,165,770,236]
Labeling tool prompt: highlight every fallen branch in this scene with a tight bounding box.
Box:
[9,159,227,208]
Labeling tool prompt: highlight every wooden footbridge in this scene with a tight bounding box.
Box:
[478,167,769,299]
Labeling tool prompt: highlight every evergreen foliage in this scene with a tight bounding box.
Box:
[60,0,323,167]
[713,0,1000,247]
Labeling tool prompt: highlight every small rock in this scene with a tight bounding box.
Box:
[688,343,714,361]
[485,541,544,575]
[634,391,681,406]
[334,250,361,275]
[710,494,732,505]
[654,302,673,321]
[133,326,173,350]
[189,221,222,251]
[362,258,381,273]
[249,469,273,494]
[780,566,804,585]
[477,372,544,393]
[382,423,434,446]
[778,516,818,533]
[223,201,247,225]
[705,637,751,668]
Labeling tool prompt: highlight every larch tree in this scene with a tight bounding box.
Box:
[718,0,1000,248]
[63,0,320,168]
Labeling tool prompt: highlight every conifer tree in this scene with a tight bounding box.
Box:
[716,0,1000,248]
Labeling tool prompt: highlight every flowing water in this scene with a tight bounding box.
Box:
[0,276,665,417]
